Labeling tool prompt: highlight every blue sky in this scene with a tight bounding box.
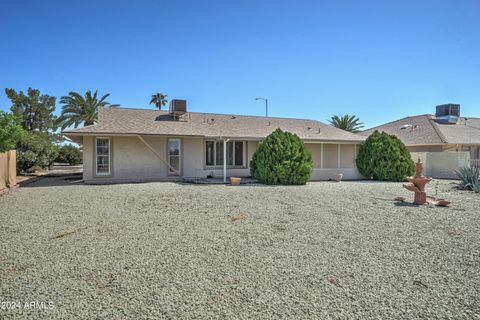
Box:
[0,0,479,128]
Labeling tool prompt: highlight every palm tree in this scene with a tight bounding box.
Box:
[328,114,364,133]
[150,93,168,110]
[57,90,119,130]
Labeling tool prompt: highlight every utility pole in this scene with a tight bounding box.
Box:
[255,97,268,117]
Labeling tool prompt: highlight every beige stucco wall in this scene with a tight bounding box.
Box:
[183,139,258,179]
[83,136,259,182]
[408,145,444,152]
[305,143,362,180]
[114,136,168,180]
[82,136,363,182]
[308,144,323,168]
[82,136,94,181]
[322,144,338,168]
[340,144,356,168]
[83,135,168,183]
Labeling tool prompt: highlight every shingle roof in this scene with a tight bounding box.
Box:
[63,107,365,142]
[361,114,480,145]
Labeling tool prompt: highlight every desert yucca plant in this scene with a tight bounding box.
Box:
[456,166,480,192]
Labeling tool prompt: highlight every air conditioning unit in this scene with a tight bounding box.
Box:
[435,104,460,117]
[169,99,187,117]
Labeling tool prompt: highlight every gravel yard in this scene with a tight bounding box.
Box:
[1,179,479,319]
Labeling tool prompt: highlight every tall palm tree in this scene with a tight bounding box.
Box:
[150,93,168,110]
[328,114,364,133]
[57,90,119,130]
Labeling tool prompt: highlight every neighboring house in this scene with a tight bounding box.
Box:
[63,100,366,184]
[361,104,480,178]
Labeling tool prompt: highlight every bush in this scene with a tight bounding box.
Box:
[250,128,313,185]
[55,144,82,165]
[16,132,59,173]
[0,111,25,152]
[356,130,414,181]
[456,166,480,192]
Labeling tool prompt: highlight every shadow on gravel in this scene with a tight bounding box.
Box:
[21,173,84,188]
[393,201,419,207]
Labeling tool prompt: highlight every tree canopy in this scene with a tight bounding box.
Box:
[57,90,119,130]
[150,93,168,110]
[5,87,57,131]
[328,114,364,133]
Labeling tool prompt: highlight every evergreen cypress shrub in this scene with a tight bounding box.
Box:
[250,128,313,185]
[356,130,414,181]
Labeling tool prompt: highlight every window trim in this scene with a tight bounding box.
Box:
[95,137,111,176]
[204,140,247,168]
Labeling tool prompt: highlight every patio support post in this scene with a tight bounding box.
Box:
[223,138,227,183]
[320,143,324,168]
[354,144,357,168]
[337,144,341,169]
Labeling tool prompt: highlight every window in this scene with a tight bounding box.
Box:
[168,138,181,175]
[206,141,214,166]
[215,141,224,166]
[95,137,110,175]
[205,140,245,167]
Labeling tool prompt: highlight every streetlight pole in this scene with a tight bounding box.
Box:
[255,97,268,117]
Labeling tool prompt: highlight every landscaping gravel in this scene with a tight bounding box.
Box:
[1,179,479,319]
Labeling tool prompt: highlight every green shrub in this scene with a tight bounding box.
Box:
[55,144,82,165]
[456,166,480,192]
[0,111,25,152]
[16,132,59,173]
[250,128,313,185]
[356,130,414,181]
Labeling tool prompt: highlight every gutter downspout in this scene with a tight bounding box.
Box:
[223,138,230,183]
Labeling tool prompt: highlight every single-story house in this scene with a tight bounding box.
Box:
[63,101,366,184]
[361,104,480,177]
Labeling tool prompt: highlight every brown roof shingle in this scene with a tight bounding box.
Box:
[361,114,480,145]
[63,107,365,142]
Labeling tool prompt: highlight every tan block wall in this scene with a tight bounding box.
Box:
[410,151,470,179]
[311,168,364,180]
[113,136,167,180]
[83,135,168,182]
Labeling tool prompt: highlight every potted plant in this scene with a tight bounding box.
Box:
[230,177,242,186]
[334,173,343,182]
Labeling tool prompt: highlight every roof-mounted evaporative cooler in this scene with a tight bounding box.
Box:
[435,104,460,124]
[169,99,187,120]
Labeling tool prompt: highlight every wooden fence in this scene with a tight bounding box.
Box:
[0,150,17,194]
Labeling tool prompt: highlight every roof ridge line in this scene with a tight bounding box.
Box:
[428,118,448,143]
[105,106,322,122]
[362,114,434,132]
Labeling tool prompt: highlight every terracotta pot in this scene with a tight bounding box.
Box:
[334,173,343,182]
[230,177,242,186]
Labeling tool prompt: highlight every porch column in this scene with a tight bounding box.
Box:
[337,144,341,168]
[354,144,357,168]
[223,139,227,183]
[320,143,324,168]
